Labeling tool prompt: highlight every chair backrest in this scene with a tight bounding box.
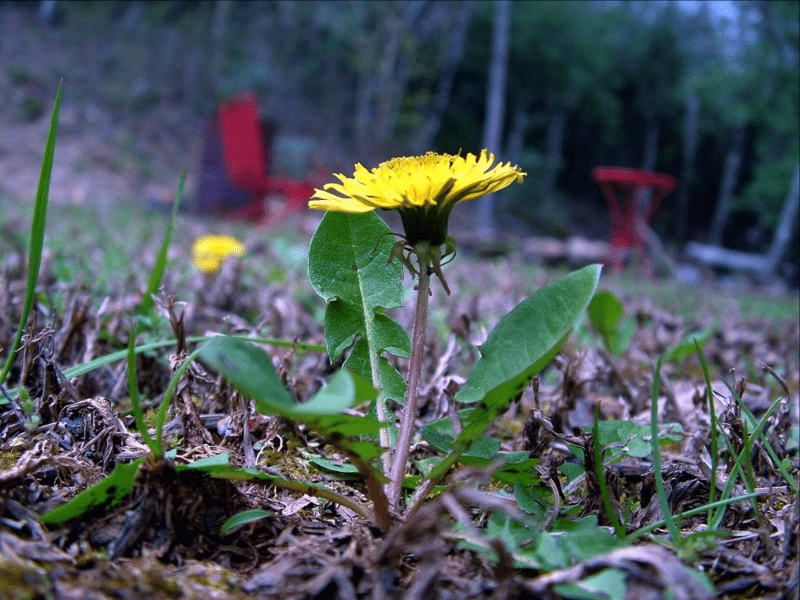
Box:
[195,114,254,214]
[219,93,271,193]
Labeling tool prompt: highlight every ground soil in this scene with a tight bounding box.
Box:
[1,218,798,599]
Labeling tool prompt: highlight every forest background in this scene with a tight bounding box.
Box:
[1,0,798,285]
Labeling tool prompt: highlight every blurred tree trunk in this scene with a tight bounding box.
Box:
[709,126,745,245]
[412,1,475,154]
[641,120,659,173]
[354,5,391,159]
[210,0,232,98]
[505,104,531,168]
[763,163,800,277]
[377,45,416,147]
[676,93,699,239]
[497,103,531,214]
[374,2,428,149]
[355,46,378,158]
[542,92,580,204]
[355,2,431,159]
[636,119,660,225]
[347,2,472,160]
[689,164,799,279]
[38,0,58,24]
[476,0,511,240]
[542,108,568,205]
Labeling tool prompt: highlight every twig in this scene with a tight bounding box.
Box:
[241,393,255,468]
[761,362,791,398]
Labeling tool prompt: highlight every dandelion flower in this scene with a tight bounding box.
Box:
[192,235,245,273]
[309,150,525,246]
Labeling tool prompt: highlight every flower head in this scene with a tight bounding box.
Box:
[309,150,525,246]
[192,235,245,273]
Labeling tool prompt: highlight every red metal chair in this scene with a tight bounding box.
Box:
[217,93,315,225]
[592,167,677,272]
[219,93,271,194]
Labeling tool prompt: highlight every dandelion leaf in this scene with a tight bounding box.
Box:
[308,212,410,399]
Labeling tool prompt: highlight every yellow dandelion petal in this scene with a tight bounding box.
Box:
[192,235,245,273]
[309,187,375,213]
[309,150,525,245]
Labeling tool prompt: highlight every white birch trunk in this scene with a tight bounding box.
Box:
[412,2,475,154]
[542,109,567,205]
[709,126,745,246]
[677,93,699,239]
[763,163,800,276]
[475,0,511,240]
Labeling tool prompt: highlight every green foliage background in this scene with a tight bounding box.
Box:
[5,0,798,259]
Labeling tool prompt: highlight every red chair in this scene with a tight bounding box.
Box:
[217,93,315,225]
[592,167,677,272]
[219,93,271,193]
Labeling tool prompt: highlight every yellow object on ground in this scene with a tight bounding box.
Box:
[192,235,245,273]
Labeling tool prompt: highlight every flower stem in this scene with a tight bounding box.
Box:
[387,243,431,510]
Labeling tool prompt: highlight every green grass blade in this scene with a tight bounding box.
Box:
[594,404,625,539]
[706,418,746,530]
[722,380,798,494]
[694,338,718,525]
[711,432,755,529]
[710,394,792,529]
[127,326,155,452]
[139,171,185,318]
[0,81,62,386]
[627,491,761,541]
[153,347,202,457]
[125,171,186,453]
[650,357,682,546]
